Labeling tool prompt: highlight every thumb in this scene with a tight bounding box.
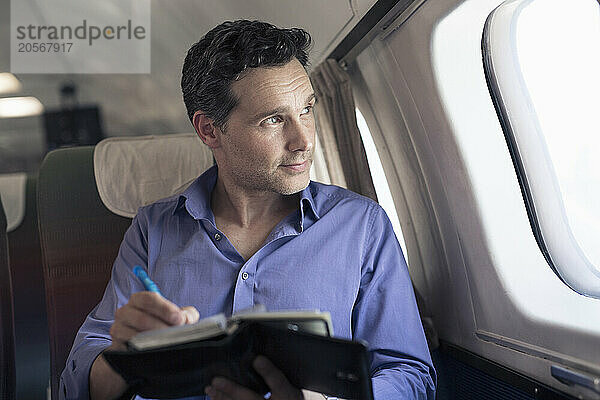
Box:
[181,306,200,324]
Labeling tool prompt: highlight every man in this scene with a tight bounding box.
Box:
[60,20,436,400]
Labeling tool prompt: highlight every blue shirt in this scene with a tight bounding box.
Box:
[60,166,436,399]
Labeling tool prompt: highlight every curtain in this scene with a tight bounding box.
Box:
[310,59,377,202]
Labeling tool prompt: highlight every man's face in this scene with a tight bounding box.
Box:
[214,58,316,196]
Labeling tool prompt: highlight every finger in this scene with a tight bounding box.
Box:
[181,306,200,324]
[205,385,234,400]
[114,305,172,332]
[210,377,263,400]
[109,321,140,346]
[129,291,185,325]
[253,356,298,397]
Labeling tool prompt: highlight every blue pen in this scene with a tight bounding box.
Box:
[133,265,162,296]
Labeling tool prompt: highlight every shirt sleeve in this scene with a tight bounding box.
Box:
[59,212,149,400]
[352,204,436,400]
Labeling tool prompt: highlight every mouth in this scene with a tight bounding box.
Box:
[280,160,310,172]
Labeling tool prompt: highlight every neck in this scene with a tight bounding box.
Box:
[211,176,298,229]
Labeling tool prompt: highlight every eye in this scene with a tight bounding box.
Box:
[301,105,313,115]
[264,115,283,125]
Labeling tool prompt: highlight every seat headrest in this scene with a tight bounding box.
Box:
[0,173,27,232]
[94,133,213,218]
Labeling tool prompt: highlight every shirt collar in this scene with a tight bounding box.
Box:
[174,165,218,222]
[175,164,321,226]
[298,182,320,224]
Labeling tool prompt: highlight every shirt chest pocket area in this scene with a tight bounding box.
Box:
[252,258,361,314]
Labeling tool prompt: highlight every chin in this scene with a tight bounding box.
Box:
[274,174,310,195]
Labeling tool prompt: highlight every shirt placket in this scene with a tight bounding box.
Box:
[231,213,302,314]
[232,257,258,313]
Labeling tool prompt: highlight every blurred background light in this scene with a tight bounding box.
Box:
[0,73,23,95]
[0,97,44,118]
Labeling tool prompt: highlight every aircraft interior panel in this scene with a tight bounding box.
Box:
[349,0,600,398]
[341,0,600,398]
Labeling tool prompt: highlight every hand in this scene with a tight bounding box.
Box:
[204,355,304,400]
[108,291,199,350]
[91,292,198,399]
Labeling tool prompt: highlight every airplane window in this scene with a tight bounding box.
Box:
[355,107,409,261]
[517,0,600,268]
[483,0,600,296]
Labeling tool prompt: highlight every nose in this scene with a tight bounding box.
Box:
[285,119,314,153]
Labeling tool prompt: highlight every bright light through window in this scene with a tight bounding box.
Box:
[517,0,600,271]
[355,107,408,260]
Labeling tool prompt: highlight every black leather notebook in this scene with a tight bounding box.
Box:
[103,321,374,399]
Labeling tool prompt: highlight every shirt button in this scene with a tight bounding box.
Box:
[241,272,249,280]
[214,233,222,241]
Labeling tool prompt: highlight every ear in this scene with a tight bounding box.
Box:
[193,111,220,149]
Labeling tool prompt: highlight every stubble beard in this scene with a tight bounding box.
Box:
[231,154,313,196]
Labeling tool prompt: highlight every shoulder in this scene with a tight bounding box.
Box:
[309,181,385,220]
[309,181,380,210]
[309,181,395,233]
[133,192,183,225]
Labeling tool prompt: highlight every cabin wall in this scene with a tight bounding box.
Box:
[351,0,600,398]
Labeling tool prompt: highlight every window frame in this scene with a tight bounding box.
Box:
[482,0,600,298]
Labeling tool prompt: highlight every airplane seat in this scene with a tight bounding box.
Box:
[1,173,50,399]
[0,196,16,400]
[38,146,132,399]
[37,133,213,399]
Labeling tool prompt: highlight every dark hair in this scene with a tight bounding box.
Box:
[181,20,312,128]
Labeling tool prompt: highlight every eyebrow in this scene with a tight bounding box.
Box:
[252,93,316,122]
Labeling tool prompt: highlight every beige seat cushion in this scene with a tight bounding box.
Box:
[94,133,213,218]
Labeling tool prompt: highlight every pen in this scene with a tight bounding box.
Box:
[133,265,162,296]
